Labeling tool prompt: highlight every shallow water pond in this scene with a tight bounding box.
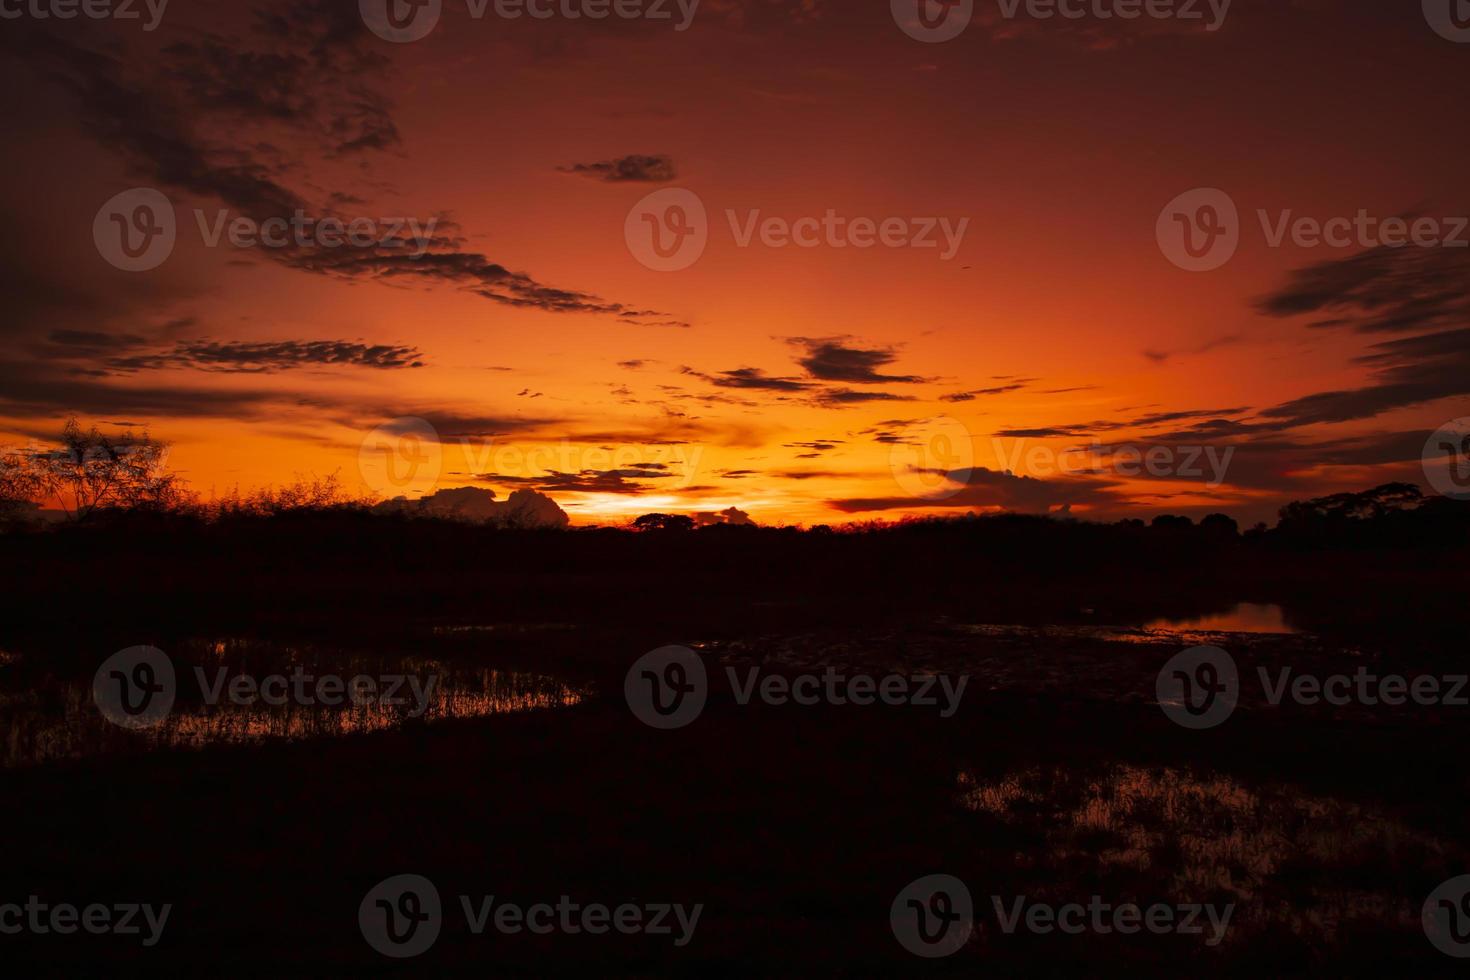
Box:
[0,636,585,767]
[1142,603,1298,635]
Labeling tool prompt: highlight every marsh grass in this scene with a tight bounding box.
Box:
[0,636,585,767]
[959,763,1448,951]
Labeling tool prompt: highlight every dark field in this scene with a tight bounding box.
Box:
[2,505,1468,975]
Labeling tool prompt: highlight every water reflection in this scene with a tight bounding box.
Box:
[958,763,1437,944]
[0,638,585,768]
[1143,602,1297,634]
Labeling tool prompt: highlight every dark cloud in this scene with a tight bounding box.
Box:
[784,440,842,454]
[1259,327,1470,427]
[1254,243,1470,427]
[376,486,569,529]
[694,506,755,526]
[0,359,279,420]
[1131,407,1251,427]
[993,427,1086,439]
[105,340,425,373]
[5,14,668,322]
[1142,335,1242,364]
[157,30,399,156]
[773,470,847,481]
[992,408,1251,440]
[859,420,927,445]
[390,412,561,439]
[942,381,1032,402]
[1256,240,1470,335]
[787,337,925,384]
[480,467,678,495]
[813,389,917,407]
[830,466,1121,515]
[560,155,675,183]
[681,366,812,392]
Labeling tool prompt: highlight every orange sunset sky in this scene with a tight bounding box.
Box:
[3,0,1469,526]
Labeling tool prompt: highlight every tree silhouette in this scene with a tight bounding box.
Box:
[633,513,695,532]
[26,419,186,522]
